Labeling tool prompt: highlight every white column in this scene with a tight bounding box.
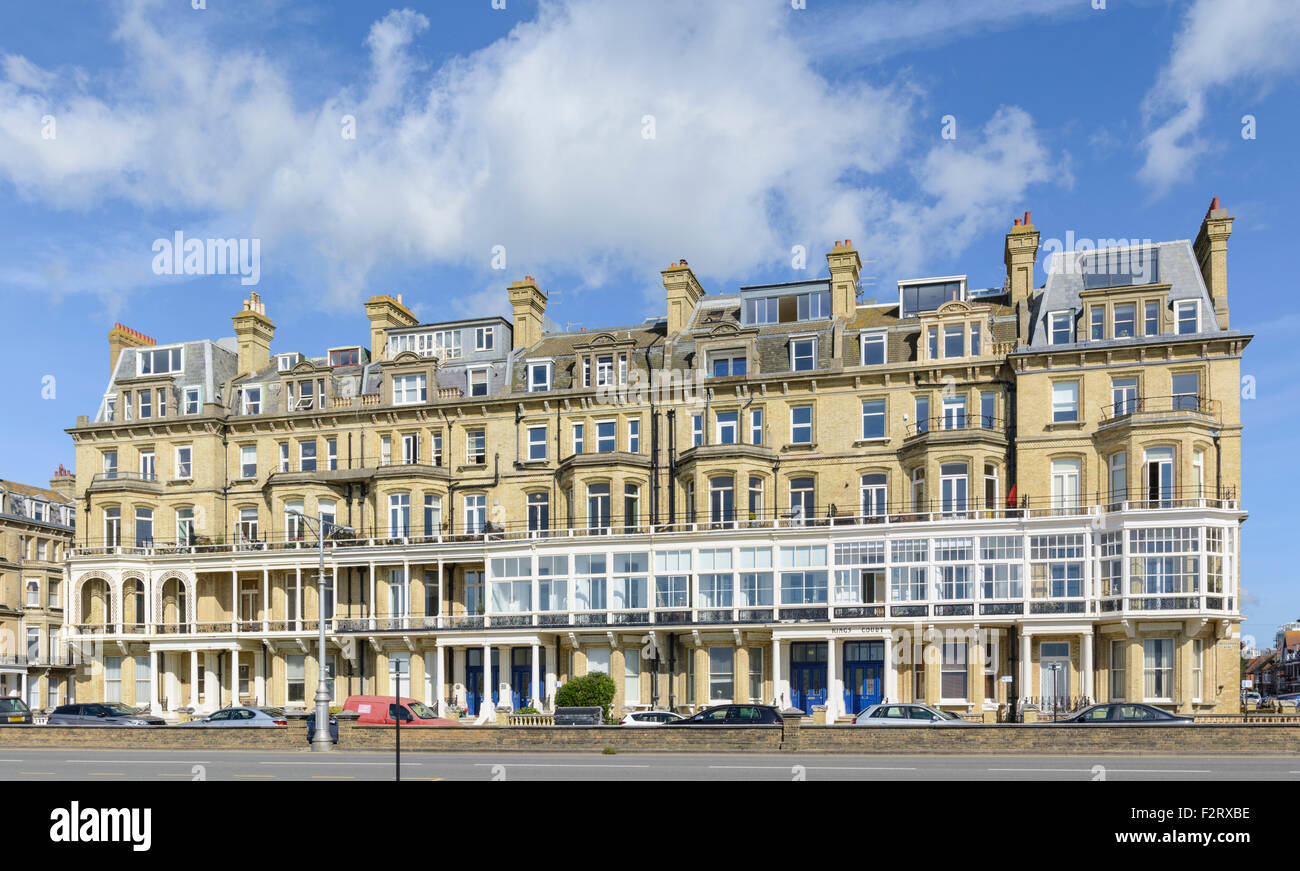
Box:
[148,648,159,714]
[1020,630,1032,704]
[189,650,200,709]
[1081,631,1094,703]
[254,652,265,704]
[434,646,447,716]
[545,646,557,712]
[499,644,511,710]
[203,652,216,712]
[827,637,840,720]
[229,650,239,706]
[19,673,27,706]
[294,567,304,630]
[530,643,541,709]
[883,635,896,702]
[261,568,270,631]
[483,642,494,710]
[368,562,377,627]
[231,570,238,629]
[771,637,783,707]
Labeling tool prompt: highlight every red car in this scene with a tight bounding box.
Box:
[342,695,458,726]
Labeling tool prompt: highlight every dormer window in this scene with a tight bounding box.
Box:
[468,368,489,397]
[528,361,552,392]
[709,351,747,378]
[277,353,300,371]
[790,337,817,372]
[240,386,263,414]
[393,374,427,405]
[859,331,886,365]
[900,279,963,318]
[1113,304,1135,339]
[475,326,494,352]
[1049,312,1073,346]
[1081,247,1159,289]
[1175,300,1200,335]
[137,346,183,376]
[742,287,830,325]
[329,348,360,367]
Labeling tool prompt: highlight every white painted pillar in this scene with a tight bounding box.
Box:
[261,568,270,631]
[827,637,840,720]
[530,642,541,709]
[229,650,239,706]
[402,559,410,629]
[1020,630,1032,704]
[883,635,896,702]
[203,652,216,712]
[483,642,493,709]
[189,650,200,709]
[1081,631,1094,703]
[294,567,303,630]
[148,648,159,714]
[434,646,447,716]
[545,646,557,712]
[231,570,238,630]
[368,562,377,627]
[771,637,783,707]
[254,652,265,705]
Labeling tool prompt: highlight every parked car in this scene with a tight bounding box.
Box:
[1241,691,1262,705]
[341,696,458,726]
[852,703,977,726]
[620,710,685,726]
[1049,703,1193,724]
[46,703,166,726]
[179,706,288,727]
[662,704,783,725]
[0,697,32,725]
[304,712,339,744]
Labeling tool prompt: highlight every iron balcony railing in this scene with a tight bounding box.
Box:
[68,493,1242,558]
[904,415,1006,438]
[1098,394,1219,421]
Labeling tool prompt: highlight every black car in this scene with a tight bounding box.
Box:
[663,704,783,726]
[0,697,32,724]
[304,712,339,744]
[47,703,166,726]
[1050,703,1193,725]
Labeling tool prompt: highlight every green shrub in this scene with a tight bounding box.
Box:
[554,672,616,720]
[514,707,540,715]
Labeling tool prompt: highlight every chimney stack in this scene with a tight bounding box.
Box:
[232,291,275,377]
[108,323,155,377]
[507,276,548,349]
[1004,211,1040,343]
[661,259,704,335]
[1193,197,1233,329]
[49,465,74,501]
[364,294,419,361]
[827,239,862,318]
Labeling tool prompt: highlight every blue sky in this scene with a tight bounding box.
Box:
[1,0,1297,644]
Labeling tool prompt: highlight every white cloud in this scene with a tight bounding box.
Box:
[0,0,1064,313]
[1139,0,1300,192]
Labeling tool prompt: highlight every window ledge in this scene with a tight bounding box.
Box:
[1045,421,1087,431]
[231,477,257,485]
[852,437,891,447]
[167,477,193,485]
[782,442,817,452]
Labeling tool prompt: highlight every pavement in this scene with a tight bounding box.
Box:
[2,749,1298,780]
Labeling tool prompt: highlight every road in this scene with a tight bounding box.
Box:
[1,749,1297,780]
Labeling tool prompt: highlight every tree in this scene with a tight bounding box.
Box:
[555,672,616,721]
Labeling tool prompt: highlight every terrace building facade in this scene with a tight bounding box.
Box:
[0,473,76,708]
[64,201,1248,721]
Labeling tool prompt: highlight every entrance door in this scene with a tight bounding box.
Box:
[843,641,885,716]
[1039,642,1071,712]
[510,647,535,709]
[789,642,827,714]
[465,649,500,715]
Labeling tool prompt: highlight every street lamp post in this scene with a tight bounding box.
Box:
[1047,662,1061,723]
[291,510,352,753]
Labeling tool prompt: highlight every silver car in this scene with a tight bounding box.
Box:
[853,703,976,726]
[179,706,289,727]
[620,710,685,726]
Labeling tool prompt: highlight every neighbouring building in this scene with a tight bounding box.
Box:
[63,199,1248,720]
[0,471,76,709]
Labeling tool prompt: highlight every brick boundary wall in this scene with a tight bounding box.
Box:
[1,721,1297,755]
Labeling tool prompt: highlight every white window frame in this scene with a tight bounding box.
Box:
[467,367,489,397]
[528,361,552,393]
[475,325,494,352]
[1174,300,1200,335]
[239,445,257,479]
[859,330,886,366]
[1051,381,1079,423]
[789,336,817,372]
[174,445,193,480]
[1048,311,1072,345]
[527,425,548,462]
[240,385,263,415]
[790,405,813,444]
[183,386,201,415]
[393,373,427,405]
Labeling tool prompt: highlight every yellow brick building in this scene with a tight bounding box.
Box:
[63,201,1248,720]
[0,474,76,710]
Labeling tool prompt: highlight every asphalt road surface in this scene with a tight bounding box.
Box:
[1,749,1297,780]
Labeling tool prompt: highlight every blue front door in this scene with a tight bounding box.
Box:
[790,642,827,714]
[843,641,885,716]
[465,649,500,715]
[510,647,539,709]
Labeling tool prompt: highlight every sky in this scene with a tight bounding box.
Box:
[1,0,1297,645]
